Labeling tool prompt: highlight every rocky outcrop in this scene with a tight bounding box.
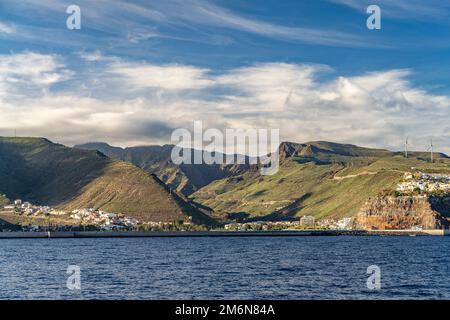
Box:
[356,196,450,230]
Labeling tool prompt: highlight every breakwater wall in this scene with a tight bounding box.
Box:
[0,229,447,239]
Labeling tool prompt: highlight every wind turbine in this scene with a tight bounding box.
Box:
[427,138,434,163]
[404,136,408,159]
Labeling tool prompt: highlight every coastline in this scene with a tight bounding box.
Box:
[0,229,448,239]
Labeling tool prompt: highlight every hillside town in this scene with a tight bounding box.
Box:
[2,199,63,216]
[1,198,358,232]
[0,199,206,232]
[396,172,450,195]
[1,199,141,231]
[70,208,140,230]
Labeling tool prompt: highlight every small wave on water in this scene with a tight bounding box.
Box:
[0,236,449,299]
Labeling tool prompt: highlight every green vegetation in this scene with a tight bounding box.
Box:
[0,137,217,225]
[192,141,450,220]
[76,142,245,196]
[4,137,447,227]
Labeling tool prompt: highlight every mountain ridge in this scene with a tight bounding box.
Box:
[8,137,446,224]
[0,137,217,225]
[75,142,250,195]
[191,141,450,220]
[76,139,449,222]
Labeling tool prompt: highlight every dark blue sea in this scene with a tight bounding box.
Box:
[0,236,449,299]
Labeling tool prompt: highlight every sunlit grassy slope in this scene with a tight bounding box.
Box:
[192,142,450,220]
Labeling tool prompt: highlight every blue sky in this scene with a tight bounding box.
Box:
[0,0,449,153]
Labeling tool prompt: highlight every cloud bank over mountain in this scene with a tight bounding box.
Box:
[0,51,448,154]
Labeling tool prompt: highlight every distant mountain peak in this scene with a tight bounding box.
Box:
[279,140,394,160]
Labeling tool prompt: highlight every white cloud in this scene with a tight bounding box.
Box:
[186,0,364,46]
[0,52,72,100]
[0,52,71,84]
[3,0,369,47]
[108,61,214,90]
[78,50,110,62]
[0,22,15,34]
[0,52,448,155]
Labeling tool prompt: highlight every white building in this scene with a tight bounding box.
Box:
[300,215,315,227]
[336,217,353,230]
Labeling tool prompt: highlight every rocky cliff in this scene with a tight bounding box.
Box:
[356,196,450,230]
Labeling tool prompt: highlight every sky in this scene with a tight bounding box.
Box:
[0,0,449,154]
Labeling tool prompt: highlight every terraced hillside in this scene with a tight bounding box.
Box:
[191,141,450,221]
[0,137,217,225]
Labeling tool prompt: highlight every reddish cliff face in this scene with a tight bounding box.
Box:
[356,196,450,230]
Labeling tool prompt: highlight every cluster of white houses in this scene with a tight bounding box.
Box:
[70,208,139,229]
[224,221,298,231]
[223,216,355,231]
[299,215,355,230]
[397,172,450,194]
[2,199,64,216]
[2,199,140,230]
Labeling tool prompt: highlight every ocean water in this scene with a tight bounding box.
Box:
[0,236,449,300]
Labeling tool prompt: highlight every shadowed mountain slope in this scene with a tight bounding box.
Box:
[0,137,217,225]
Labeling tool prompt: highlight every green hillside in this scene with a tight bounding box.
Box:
[192,142,450,221]
[76,142,247,195]
[0,137,217,225]
[2,138,447,224]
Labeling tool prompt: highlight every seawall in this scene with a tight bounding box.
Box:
[0,229,448,239]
